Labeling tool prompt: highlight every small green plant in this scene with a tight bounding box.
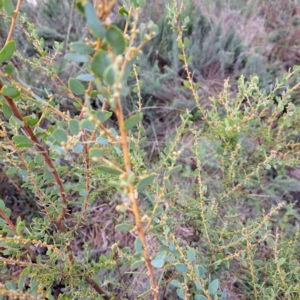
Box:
[0,0,300,299]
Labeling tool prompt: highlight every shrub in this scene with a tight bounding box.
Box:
[0,0,300,299]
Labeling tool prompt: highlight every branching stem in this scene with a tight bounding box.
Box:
[0,209,35,261]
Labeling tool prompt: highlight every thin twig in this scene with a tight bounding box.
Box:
[0,81,67,226]
[114,99,158,299]
[0,208,35,261]
[0,257,45,268]
[5,0,23,44]
[85,276,110,300]
[112,8,159,299]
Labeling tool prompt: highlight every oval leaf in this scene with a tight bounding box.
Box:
[4,0,13,16]
[16,221,25,235]
[106,25,126,55]
[155,251,167,260]
[89,147,103,157]
[103,65,117,86]
[167,165,182,176]
[278,257,285,266]
[176,263,189,273]
[124,112,143,130]
[27,118,39,127]
[176,289,185,299]
[135,238,143,252]
[170,280,182,289]
[1,85,20,98]
[6,167,17,176]
[17,268,27,291]
[97,166,122,175]
[0,40,16,63]
[90,50,112,79]
[96,110,112,122]
[68,119,80,135]
[115,223,133,232]
[151,258,164,268]
[68,78,85,95]
[114,146,122,156]
[136,174,155,192]
[84,2,106,38]
[77,74,95,81]
[195,265,205,279]
[65,53,89,63]
[12,135,32,148]
[131,260,145,270]
[194,281,202,291]
[208,279,219,294]
[96,137,108,145]
[70,42,94,55]
[80,119,95,130]
[2,102,12,118]
[0,200,6,211]
[147,224,164,233]
[34,155,44,164]
[187,248,196,262]
[73,143,83,153]
[53,128,68,143]
[4,61,14,75]
[123,57,136,83]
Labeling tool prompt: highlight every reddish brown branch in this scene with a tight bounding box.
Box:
[0,81,110,297]
[85,276,110,300]
[0,80,67,226]
[0,209,17,234]
[0,208,35,261]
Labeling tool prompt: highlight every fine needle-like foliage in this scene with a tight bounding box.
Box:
[0,0,300,299]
